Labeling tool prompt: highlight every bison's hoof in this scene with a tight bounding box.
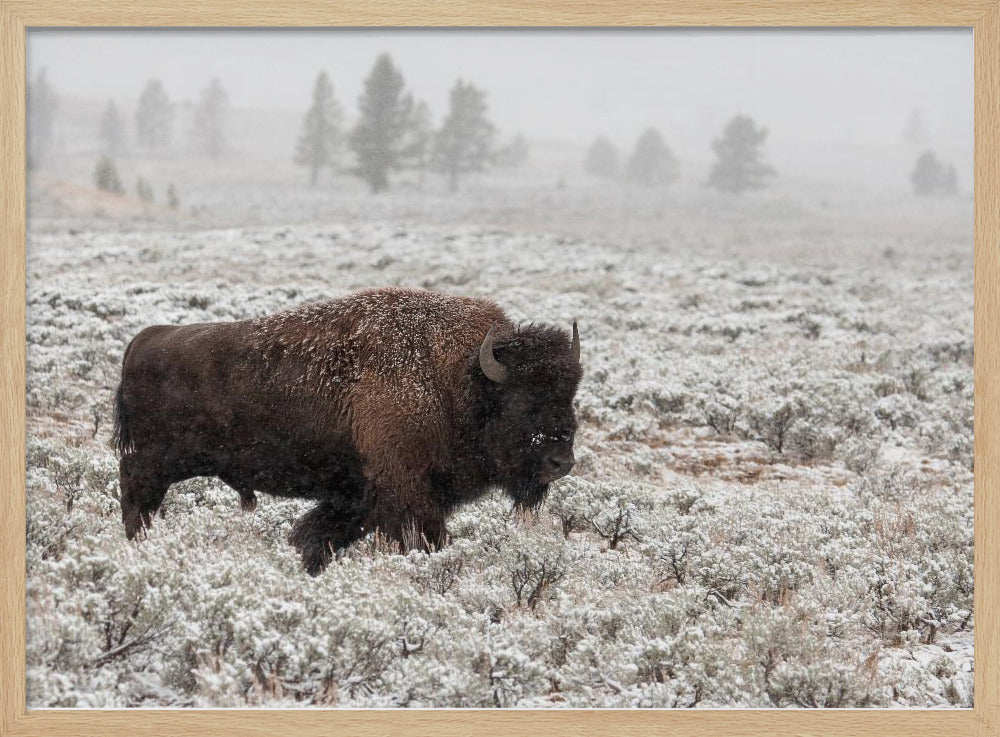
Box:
[239,493,258,512]
[290,532,334,576]
[123,510,150,541]
[300,544,333,577]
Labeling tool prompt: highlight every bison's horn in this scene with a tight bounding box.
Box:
[571,321,580,363]
[479,326,509,384]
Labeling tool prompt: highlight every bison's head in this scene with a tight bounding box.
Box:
[475,322,583,509]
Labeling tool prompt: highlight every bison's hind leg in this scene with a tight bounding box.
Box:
[219,475,258,512]
[289,501,365,576]
[119,454,170,540]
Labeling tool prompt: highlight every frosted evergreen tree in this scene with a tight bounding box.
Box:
[99,100,124,155]
[27,67,58,169]
[191,78,229,159]
[402,99,433,186]
[911,151,958,195]
[349,54,414,193]
[136,176,154,203]
[294,71,343,186]
[94,156,123,194]
[584,136,621,179]
[166,183,180,210]
[902,108,929,148]
[944,163,958,194]
[495,133,529,169]
[708,115,775,194]
[432,79,495,192]
[625,128,679,187]
[135,79,173,150]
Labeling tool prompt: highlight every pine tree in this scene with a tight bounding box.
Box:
[94,156,124,194]
[495,133,529,169]
[708,115,775,194]
[167,183,180,210]
[136,176,154,203]
[944,164,958,194]
[625,128,679,187]
[902,108,929,148]
[349,54,414,193]
[191,78,229,159]
[584,136,621,179]
[911,151,959,196]
[135,79,173,150]
[294,71,343,186]
[27,67,58,168]
[100,100,124,155]
[432,79,495,192]
[402,99,433,186]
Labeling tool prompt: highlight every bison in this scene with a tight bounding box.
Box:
[113,286,582,574]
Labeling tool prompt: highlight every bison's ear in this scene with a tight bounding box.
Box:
[571,321,580,363]
[479,325,509,383]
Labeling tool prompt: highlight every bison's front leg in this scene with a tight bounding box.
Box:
[289,500,365,576]
[366,508,449,553]
[359,467,450,553]
[408,515,449,552]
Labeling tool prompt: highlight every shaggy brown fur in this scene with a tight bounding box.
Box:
[114,287,582,575]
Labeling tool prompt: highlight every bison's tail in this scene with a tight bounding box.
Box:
[111,382,132,456]
[111,337,138,457]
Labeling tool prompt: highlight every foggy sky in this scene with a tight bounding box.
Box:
[28,29,971,152]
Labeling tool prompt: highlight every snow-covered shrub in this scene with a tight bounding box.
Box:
[413,543,469,596]
[546,478,652,549]
[696,393,742,436]
[747,400,798,455]
[741,606,887,707]
[504,533,569,611]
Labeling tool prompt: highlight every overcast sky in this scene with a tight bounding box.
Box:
[28,29,972,151]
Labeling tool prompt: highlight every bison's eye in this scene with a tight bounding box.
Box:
[529,430,573,446]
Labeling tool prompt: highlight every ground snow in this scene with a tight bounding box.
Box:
[25,206,973,708]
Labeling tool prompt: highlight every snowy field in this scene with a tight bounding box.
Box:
[24,162,974,708]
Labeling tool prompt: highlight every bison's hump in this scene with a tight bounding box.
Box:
[250,286,511,394]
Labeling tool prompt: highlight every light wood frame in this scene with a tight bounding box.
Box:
[1,2,997,735]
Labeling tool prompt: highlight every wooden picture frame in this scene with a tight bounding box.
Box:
[1,2,997,735]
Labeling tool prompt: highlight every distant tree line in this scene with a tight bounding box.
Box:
[584,114,775,195]
[78,55,526,204]
[584,111,961,197]
[91,154,179,212]
[294,53,526,192]
[29,66,962,201]
[86,76,224,211]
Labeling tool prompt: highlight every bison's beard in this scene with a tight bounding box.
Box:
[506,478,550,511]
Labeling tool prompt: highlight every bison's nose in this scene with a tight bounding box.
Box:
[544,453,575,480]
